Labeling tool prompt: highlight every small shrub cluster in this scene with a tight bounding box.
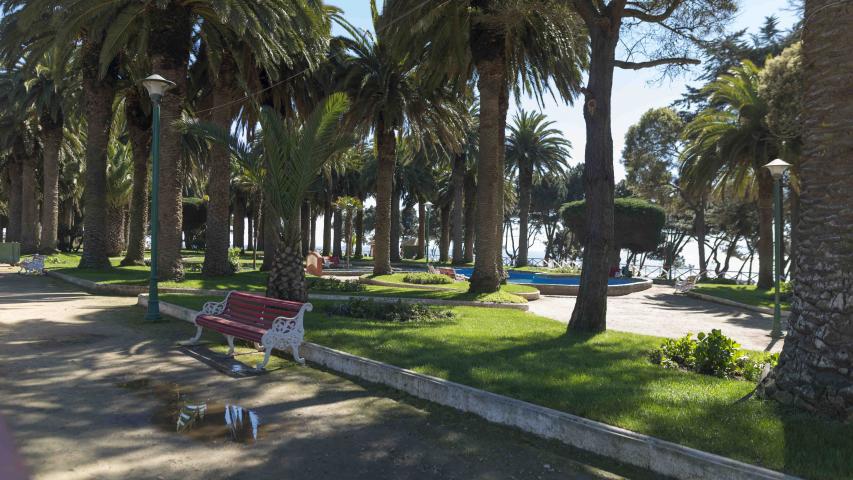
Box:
[649,329,778,381]
[548,265,582,275]
[324,298,455,323]
[402,273,453,285]
[306,276,366,293]
[227,248,242,273]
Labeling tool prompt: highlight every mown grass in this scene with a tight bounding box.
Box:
[694,283,791,310]
[370,273,533,303]
[157,293,853,479]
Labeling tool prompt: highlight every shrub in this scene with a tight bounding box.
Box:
[402,273,453,285]
[306,277,366,293]
[649,329,777,380]
[324,298,455,323]
[227,248,242,273]
[699,277,738,285]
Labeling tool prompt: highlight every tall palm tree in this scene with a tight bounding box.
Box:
[381,0,586,291]
[505,110,571,267]
[119,87,152,266]
[758,0,853,417]
[339,5,463,275]
[681,61,777,289]
[105,141,133,256]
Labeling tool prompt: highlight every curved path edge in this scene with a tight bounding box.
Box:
[687,291,791,319]
[139,294,800,480]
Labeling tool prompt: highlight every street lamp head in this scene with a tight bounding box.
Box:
[764,159,791,180]
[424,201,433,209]
[142,74,176,99]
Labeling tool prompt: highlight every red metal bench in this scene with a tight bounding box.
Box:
[183,291,313,369]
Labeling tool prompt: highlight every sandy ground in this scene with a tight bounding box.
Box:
[0,268,651,480]
[529,285,785,352]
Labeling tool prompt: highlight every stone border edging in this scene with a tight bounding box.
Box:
[47,270,528,310]
[362,276,540,301]
[138,295,798,480]
[688,291,791,319]
[521,278,653,297]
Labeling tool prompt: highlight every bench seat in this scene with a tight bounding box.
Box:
[182,291,313,369]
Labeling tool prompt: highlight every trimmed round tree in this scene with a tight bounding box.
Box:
[561,197,665,271]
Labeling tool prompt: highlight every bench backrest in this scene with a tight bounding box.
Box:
[221,292,307,330]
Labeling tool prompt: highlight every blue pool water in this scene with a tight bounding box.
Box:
[452,268,643,286]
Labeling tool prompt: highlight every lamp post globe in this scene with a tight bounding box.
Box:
[763,158,791,337]
[142,74,175,321]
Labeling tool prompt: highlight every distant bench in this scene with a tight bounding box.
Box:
[183,291,312,369]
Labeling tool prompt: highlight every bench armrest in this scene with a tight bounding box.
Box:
[196,291,234,320]
[270,303,313,333]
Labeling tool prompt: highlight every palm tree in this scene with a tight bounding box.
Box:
[505,110,571,267]
[119,87,152,266]
[381,0,586,292]
[758,0,853,417]
[681,61,777,289]
[339,5,463,275]
[105,141,133,256]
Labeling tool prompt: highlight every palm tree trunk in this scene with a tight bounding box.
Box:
[105,204,126,257]
[569,29,618,334]
[300,201,311,256]
[322,198,332,255]
[451,154,465,264]
[261,202,278,271]
[247,205,254,251]
[203,73,238,276]
[416,202,425,259]
[463,170,476,264]
[333,206,343,258]
[439,203,450,263]
[232,192,245,251]
[121,91,151,266]
[310,209,318,252]
[39,120,62,254]
[756,170,774,289]
[5,160,21,242]
[694,199,707,278]
[19,155,38,254]
[468,43,506,292]
[266,210,308,302]
[390,185,402,263]
[516,163,533,267]
[759,0,853,417]
[373,118,396,274]
[150,4,192,280]
[78,37,115,269]
[354,203,364,258]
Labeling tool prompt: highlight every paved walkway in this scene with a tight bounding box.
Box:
[0,268,645,480]
[529,286,785,352]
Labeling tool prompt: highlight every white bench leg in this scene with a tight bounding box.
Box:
[256,345,274,370]
[290,340,305,365]
[225,335,235,357]
[179,326,204,346]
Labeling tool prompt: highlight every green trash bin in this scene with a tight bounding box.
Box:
[0,243,21,265]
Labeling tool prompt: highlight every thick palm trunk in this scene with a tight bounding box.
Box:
[105,204,126,256]
[203,75,238,276]
[232,192,245,251]
[451,154,465,264]
[354,204,364,258]
[300,201,311,256]
[756,170,774,289]
[569,29,618,333]
[150,4,192,280]
[694,200,707,277]
[322,199,332,255]
[468,49,506,292]
[19,156,38,254]
[333,207,343,258]
[121,92,151,266]
[515,163,533,267]
[390,186,402,262]
[261,202,278,272]
[439,204,450,263]
[5,160,21,242]
[246,206,254,251]
[372,119,395,274]
[39,121,62,253]
[416,203,425,259]
[78,39,115,268]
[310,211,318,252]
[463,170,476,263]
[759,0,853,417]
[266,211,307,302]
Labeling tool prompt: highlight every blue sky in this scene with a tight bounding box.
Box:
[330,0,801,180]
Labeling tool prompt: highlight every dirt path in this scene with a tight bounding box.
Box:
[0,268,650,480]
[529,286,785,352]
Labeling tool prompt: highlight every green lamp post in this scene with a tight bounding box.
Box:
[424,201,433,267]
[142,74,176,321]
[764,158,791,337]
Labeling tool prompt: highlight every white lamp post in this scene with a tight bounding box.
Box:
[142,74,176,321]
[763,158,791,337]
[424,201,433,266]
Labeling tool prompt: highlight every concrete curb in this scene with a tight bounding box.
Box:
[687,291,791,319]
[521,278,653,297]
[361,276,540,302]
[141,295,799,480]
[47,270,529,310]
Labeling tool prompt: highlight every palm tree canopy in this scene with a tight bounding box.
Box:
[505,109,571,180]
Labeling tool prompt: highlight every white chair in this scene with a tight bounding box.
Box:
[19,255,46,275]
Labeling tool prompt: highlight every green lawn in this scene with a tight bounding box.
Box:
[156,293,852,479]
[370,273,533,303]
[694,283,791,310]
